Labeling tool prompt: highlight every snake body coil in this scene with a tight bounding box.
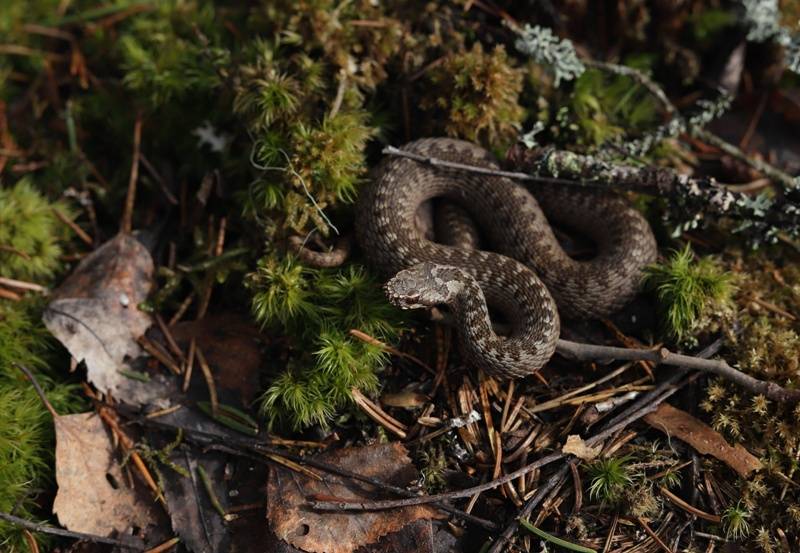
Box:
[356,138,657,379]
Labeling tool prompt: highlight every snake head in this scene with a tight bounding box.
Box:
[385,262,464,310]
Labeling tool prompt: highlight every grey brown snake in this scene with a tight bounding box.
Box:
[356,138,657,379]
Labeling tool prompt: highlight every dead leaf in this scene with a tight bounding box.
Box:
[162,451,230,553]
[562,434,601,461]
[52,412,158,537]
[43,234,174,406]
[267,443,443,553]
[169,314,263,404]
[644,403,762,477]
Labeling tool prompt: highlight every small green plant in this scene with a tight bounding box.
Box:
[586,455,633,504]
[723,501,752,541]
[419,444,448,493]
[644,245,734,341]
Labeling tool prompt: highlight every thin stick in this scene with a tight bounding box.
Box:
[52,207,93,245]
[555,338,800,402]
[155,314,185,362]
[488,464,571,553]
[351,388,407,438]
[0,276,47,293]
[695,128,797,191]
[0,512,145,550]
[169,293,194,326]
[121,112,142,234]
[137,335,182,375]
[659,486,721,523]
[182,338,196,393]
[15,363,58,418]
[382,145,576,185]
[634,517,673,553]
[195,346,218,415]
[0,287,22,301]
[144,537,180,553]
[350,328,436,375]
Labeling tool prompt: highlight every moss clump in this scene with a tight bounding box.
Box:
[0,179,74,281]
[586,455,633,505]
[568,63,660,147]
[644,245,734,342]
[234,39,376,239]
[249,258,401,430]
[421,42,525,146]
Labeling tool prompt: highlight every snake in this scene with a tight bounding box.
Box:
[355,138,658,379]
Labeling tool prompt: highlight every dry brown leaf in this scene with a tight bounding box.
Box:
[644,403,762,477]
[43,234,174,406]
[267,443,443,553]
[169,314,263,404]
[52,412,158,537]
[562,434,602,461]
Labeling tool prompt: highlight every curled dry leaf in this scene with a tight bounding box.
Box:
[267,443,444,553]
[43,234,174,406]
[644,402,762,477]
[52,412,158,538]
[562,434,602,461]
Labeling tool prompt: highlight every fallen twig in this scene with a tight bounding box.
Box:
[121,112,142,235]
[0,511,145,550]
[555,338,800,402]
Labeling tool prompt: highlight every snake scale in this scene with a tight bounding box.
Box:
[356,138,657,379]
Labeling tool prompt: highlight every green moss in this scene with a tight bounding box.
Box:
[644,245,734,341]
[586,455,633,505]
[0,179,74,281]
[249,260,401,430]
[119,1,229,108]
[723,501,752,540]
[421,42,525,146]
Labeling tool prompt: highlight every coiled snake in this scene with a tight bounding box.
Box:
[356,138,657,379]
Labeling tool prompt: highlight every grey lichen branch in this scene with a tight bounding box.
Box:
[384,143,800,246]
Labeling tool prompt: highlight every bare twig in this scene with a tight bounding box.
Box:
[555,338,800,402]
[121,112,142,234]
[382,144,574,185]
[487,464,571,553]
[0,277,47,293]
[0,512,145,550]
[695,128,797,191]
[195,346,218,415]
[52,207,93,245]
[14,363,58,418]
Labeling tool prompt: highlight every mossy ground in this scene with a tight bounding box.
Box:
[1,0,800,551]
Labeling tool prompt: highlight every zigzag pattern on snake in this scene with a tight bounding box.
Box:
[355,138,658,379]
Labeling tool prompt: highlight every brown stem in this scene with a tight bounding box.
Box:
[555,339,800,402]
[121,112,142,235]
